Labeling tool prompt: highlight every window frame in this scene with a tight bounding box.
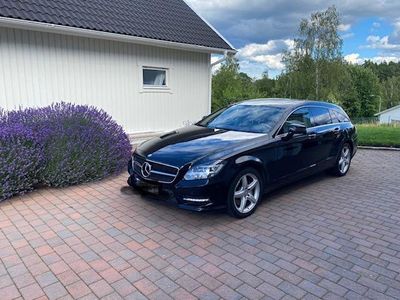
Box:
[275,105,340,137]
[278,107,313,135]
[141,66,170,91]
[330,109,350,123]
[308,107,333,127]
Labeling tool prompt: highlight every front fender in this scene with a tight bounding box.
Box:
[234,155,269,185]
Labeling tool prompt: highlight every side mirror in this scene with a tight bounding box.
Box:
[283,123,306,140]
[289,124,306,135]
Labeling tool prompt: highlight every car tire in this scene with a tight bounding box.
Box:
[227,167,264,218]
[330,143,352,177]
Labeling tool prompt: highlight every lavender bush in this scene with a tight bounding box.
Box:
[0,122,43,200]
[0,103,132,199]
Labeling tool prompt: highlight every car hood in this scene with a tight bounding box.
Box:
[136,125,267,167]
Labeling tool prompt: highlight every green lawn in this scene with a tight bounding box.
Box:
[356,124,400,148]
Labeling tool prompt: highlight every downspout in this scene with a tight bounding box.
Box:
[208,51,232,114]
[211,50,231,68]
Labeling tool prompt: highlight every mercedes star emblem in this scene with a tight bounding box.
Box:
[141,162,152,178]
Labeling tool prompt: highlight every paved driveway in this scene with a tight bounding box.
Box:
[1,150,400,300]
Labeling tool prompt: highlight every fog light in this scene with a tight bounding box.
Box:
[183,198,210,203]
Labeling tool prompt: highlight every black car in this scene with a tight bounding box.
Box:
[128,99,357,218]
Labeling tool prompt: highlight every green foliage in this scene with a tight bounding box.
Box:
[284,6,342,100]
[347,65,381,117]
[254,72,276,98]
[363,60,400,81]
[380,75,400,110]
[211,6,398,118]
[357,124,400,148]
[212,57,261,111]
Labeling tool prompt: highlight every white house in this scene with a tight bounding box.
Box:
[375,105,400,124]
[0,0,236,136]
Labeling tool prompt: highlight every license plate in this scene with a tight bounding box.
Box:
[136,180,160,195]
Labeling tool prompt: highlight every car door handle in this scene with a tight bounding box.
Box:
[332,127,341,135]
[308,133,317,139]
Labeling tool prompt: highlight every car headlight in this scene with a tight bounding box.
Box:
[184,162,225,180]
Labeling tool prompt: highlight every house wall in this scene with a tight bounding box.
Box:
[0,27,211,133]
[378,108,400,124]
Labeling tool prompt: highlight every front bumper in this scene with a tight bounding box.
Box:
[128,161,228,212]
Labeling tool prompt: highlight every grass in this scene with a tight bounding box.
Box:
[356,124,400,148]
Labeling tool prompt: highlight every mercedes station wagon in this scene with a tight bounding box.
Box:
[128,99,357,218]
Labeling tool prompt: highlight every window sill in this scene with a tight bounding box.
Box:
[140,86,173,94]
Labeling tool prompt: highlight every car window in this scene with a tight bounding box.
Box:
[198,104,285,134]
[333,110,350,122]
[309,107,332,127]
[329,110,340,123]
[280,108,312,134]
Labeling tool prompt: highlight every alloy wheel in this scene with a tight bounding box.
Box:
[339,145,351,174]
[233,173,261,214]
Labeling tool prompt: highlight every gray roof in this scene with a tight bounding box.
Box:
[0,0,234,51]
[375,104,400,116]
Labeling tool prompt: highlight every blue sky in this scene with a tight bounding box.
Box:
[187,0,400,78]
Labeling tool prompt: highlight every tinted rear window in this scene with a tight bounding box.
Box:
[309,107,332,126]
[331,109,350,122]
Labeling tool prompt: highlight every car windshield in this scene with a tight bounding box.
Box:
[198,104,285,133]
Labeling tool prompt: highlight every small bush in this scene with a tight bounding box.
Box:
[0,124,43,200]
[29,103,132,187]
[0,103,132,200]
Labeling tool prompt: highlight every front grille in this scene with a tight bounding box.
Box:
[133,154,179,184]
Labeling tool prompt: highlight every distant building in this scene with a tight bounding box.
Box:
[375,105,400,124]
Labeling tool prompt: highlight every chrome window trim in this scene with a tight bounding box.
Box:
[274,105,343,138]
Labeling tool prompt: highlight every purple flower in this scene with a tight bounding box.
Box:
[0,102,132,200]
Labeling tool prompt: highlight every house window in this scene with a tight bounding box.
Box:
[143,67,167,87]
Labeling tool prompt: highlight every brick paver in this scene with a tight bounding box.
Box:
[1,149,400,299]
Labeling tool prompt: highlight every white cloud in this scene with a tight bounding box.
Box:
[239,40,294,57]
[372,21,381,28]
[369,56,400,64]
[342,32,355,39]
[366,35,400,51]
[249,54,285,70]
[338,23,351,32]
[344,53,364,64]
[186,0,400,77]
[187,0,400,47]
[390,18,400,43]
[338,23,353,39]
[345,53,400,65]
[237,39,294,74]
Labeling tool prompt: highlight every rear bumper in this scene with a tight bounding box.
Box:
[127,168,228,212]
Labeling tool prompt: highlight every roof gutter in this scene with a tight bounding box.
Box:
[211,51,235,68]
[0,17,237,55]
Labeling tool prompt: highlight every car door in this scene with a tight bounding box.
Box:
[269,107,319,182]
[307,107,339,165]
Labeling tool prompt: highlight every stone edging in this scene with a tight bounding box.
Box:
[359,146,400,151]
